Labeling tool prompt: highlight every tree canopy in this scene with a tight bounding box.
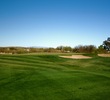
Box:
[103,37,110,51]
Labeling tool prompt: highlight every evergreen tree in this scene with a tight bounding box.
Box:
[103,37,110,51]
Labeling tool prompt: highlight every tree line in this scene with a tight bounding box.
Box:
[0,45,107,54]
[0,37,109,54]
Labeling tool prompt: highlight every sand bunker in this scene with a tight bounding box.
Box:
[60,55,92,59]
[98,54,110,57]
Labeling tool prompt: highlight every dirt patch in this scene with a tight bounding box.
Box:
[98,54,110,57]
[60,55,92,59]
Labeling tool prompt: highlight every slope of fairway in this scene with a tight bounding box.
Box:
[0,54,110,100]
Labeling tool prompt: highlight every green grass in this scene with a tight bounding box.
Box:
[0,53,110,100]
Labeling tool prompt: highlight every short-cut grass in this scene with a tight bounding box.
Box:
[0,53,110,100]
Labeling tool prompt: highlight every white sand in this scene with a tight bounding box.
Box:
[98,54,110,57]
[60,55,92,59]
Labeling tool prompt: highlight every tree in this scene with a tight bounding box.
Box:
[73,45,96,53]
[63,46,72,52]
[56,46,64,52]
[56,46,72,52]
[103,37,110,51]
[97,45,107,53]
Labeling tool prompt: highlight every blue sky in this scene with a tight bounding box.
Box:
[0,0,110,47]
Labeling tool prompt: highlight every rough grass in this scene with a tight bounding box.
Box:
[0,53,110,100]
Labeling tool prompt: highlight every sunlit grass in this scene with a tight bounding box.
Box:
[0,53,110,100]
